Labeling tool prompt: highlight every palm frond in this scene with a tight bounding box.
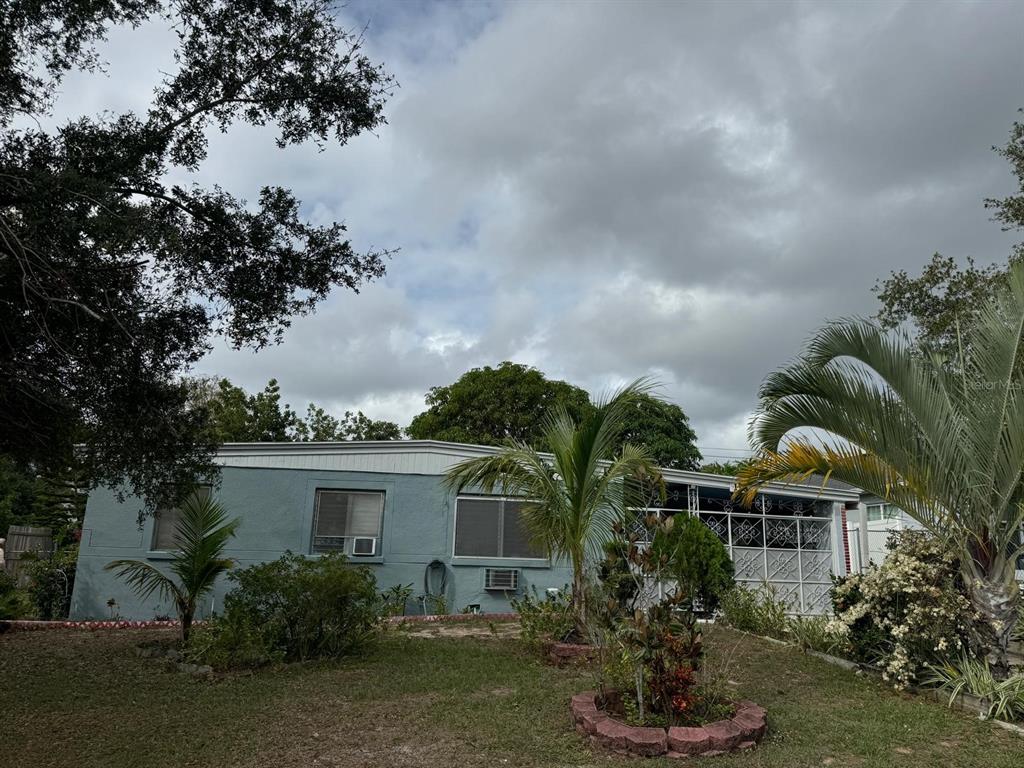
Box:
[104,559,182,605]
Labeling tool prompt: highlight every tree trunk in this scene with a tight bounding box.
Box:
[180,609,193,644]
[966,564,1020,678]
[572,561,588,640]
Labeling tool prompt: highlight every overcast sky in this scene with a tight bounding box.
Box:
[56,0,1024,461]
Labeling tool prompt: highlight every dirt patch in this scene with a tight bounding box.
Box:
[396,620,520,640]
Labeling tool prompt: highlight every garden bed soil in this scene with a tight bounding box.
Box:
[570,690,767,758]
[545,641,596,667]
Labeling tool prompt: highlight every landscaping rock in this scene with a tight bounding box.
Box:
[594,718,634,750]
[625,726,668,756]
[667,726,710,755]
[703,720,744,751]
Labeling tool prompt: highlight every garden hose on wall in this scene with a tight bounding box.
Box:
[423,559,448,614]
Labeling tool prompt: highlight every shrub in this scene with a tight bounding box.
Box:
[926,656,1024,721]
[511,585,574,646]
[828,530,984,688]
[25,545,77,620]
[718,581,789,639]
[185,609,280,670]
[650,514,734,614]
[0,569,30,619]
[785,615,839,654]
[381,583,413,617]
[189,552,381,668]
[595,518,712,727]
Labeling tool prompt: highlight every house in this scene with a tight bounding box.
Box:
[70,440,862,620]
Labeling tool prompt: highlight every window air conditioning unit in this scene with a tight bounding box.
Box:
[485,568,519,591]
[352,537,377,556]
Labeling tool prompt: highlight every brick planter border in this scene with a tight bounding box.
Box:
[0,612,520,634]
[571,691,767,758]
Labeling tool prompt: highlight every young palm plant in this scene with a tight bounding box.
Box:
[106,494,239,642]
[735,261,1024,675]
[445,380,665,637]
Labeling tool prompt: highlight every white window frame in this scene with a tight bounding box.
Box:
[452,495,548,562]
[311,488,385,557]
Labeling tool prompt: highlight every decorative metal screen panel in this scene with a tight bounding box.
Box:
[732,547,766,580]
[800,551,832,583]
[730,516,764,547]
[799,519,831,551]
[802,583,832,614]
[766,549,801,582]
[775,582,802,611]
[653,487,839,614]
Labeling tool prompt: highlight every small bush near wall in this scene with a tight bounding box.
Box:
[718,582,789,640]
[511,585,574,648]
[0,570,31,619]
[187,552,381,669]
[25,545,77,620]
[828,530,986,689]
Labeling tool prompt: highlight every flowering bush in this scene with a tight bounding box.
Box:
[828,530,985,688]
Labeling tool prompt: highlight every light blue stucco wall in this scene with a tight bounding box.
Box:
[71,466,572,620]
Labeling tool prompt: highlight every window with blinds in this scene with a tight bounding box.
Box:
[151,485,212,551]
[454,497,544,559]
[312,489,384,556]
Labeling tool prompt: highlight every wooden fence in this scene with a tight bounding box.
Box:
[3,525,54,585]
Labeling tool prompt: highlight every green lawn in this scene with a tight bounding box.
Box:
[2,623,1021,767]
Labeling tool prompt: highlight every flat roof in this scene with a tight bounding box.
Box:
[217,439,861,502]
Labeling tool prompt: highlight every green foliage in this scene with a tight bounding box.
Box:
[510,586,574,646]
[408,364,701,468]
[595,518,708,726]
[24,545,78,620]
[614,394,701,470]
[785,615,839,654]
[0,455,37,538]
[196,377,401,444]
[650,513,734,614]
[185,609,281,670]
[106,494,239,641]
[874,253,1019,364]
[738,257,1024,674]
[875,113,1024,362]
[926,656,1024,722]
[0,570,30,619]
[408,362,594,449]
[381,583,413,617]
[445,379,665,636]
[829,530,985,688]
[0,1,393,505]
[698,459,751,475]
[718,582,789,640]
[194,551,381,667]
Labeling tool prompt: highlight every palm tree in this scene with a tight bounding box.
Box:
[445,380,665,636]
[106,494,239,642]
[735,261,1024,675]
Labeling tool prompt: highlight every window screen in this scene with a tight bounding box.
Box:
[313,490,384,554]
[454,499,500,557]
[151,485,212,551]
[501,501,543,558]
[455,498,544,559]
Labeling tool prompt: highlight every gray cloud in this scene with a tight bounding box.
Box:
[43,0,1024,453]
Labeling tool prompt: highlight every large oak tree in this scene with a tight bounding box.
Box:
[0,1,394,505]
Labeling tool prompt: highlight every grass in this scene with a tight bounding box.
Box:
[2,623,1022,767]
